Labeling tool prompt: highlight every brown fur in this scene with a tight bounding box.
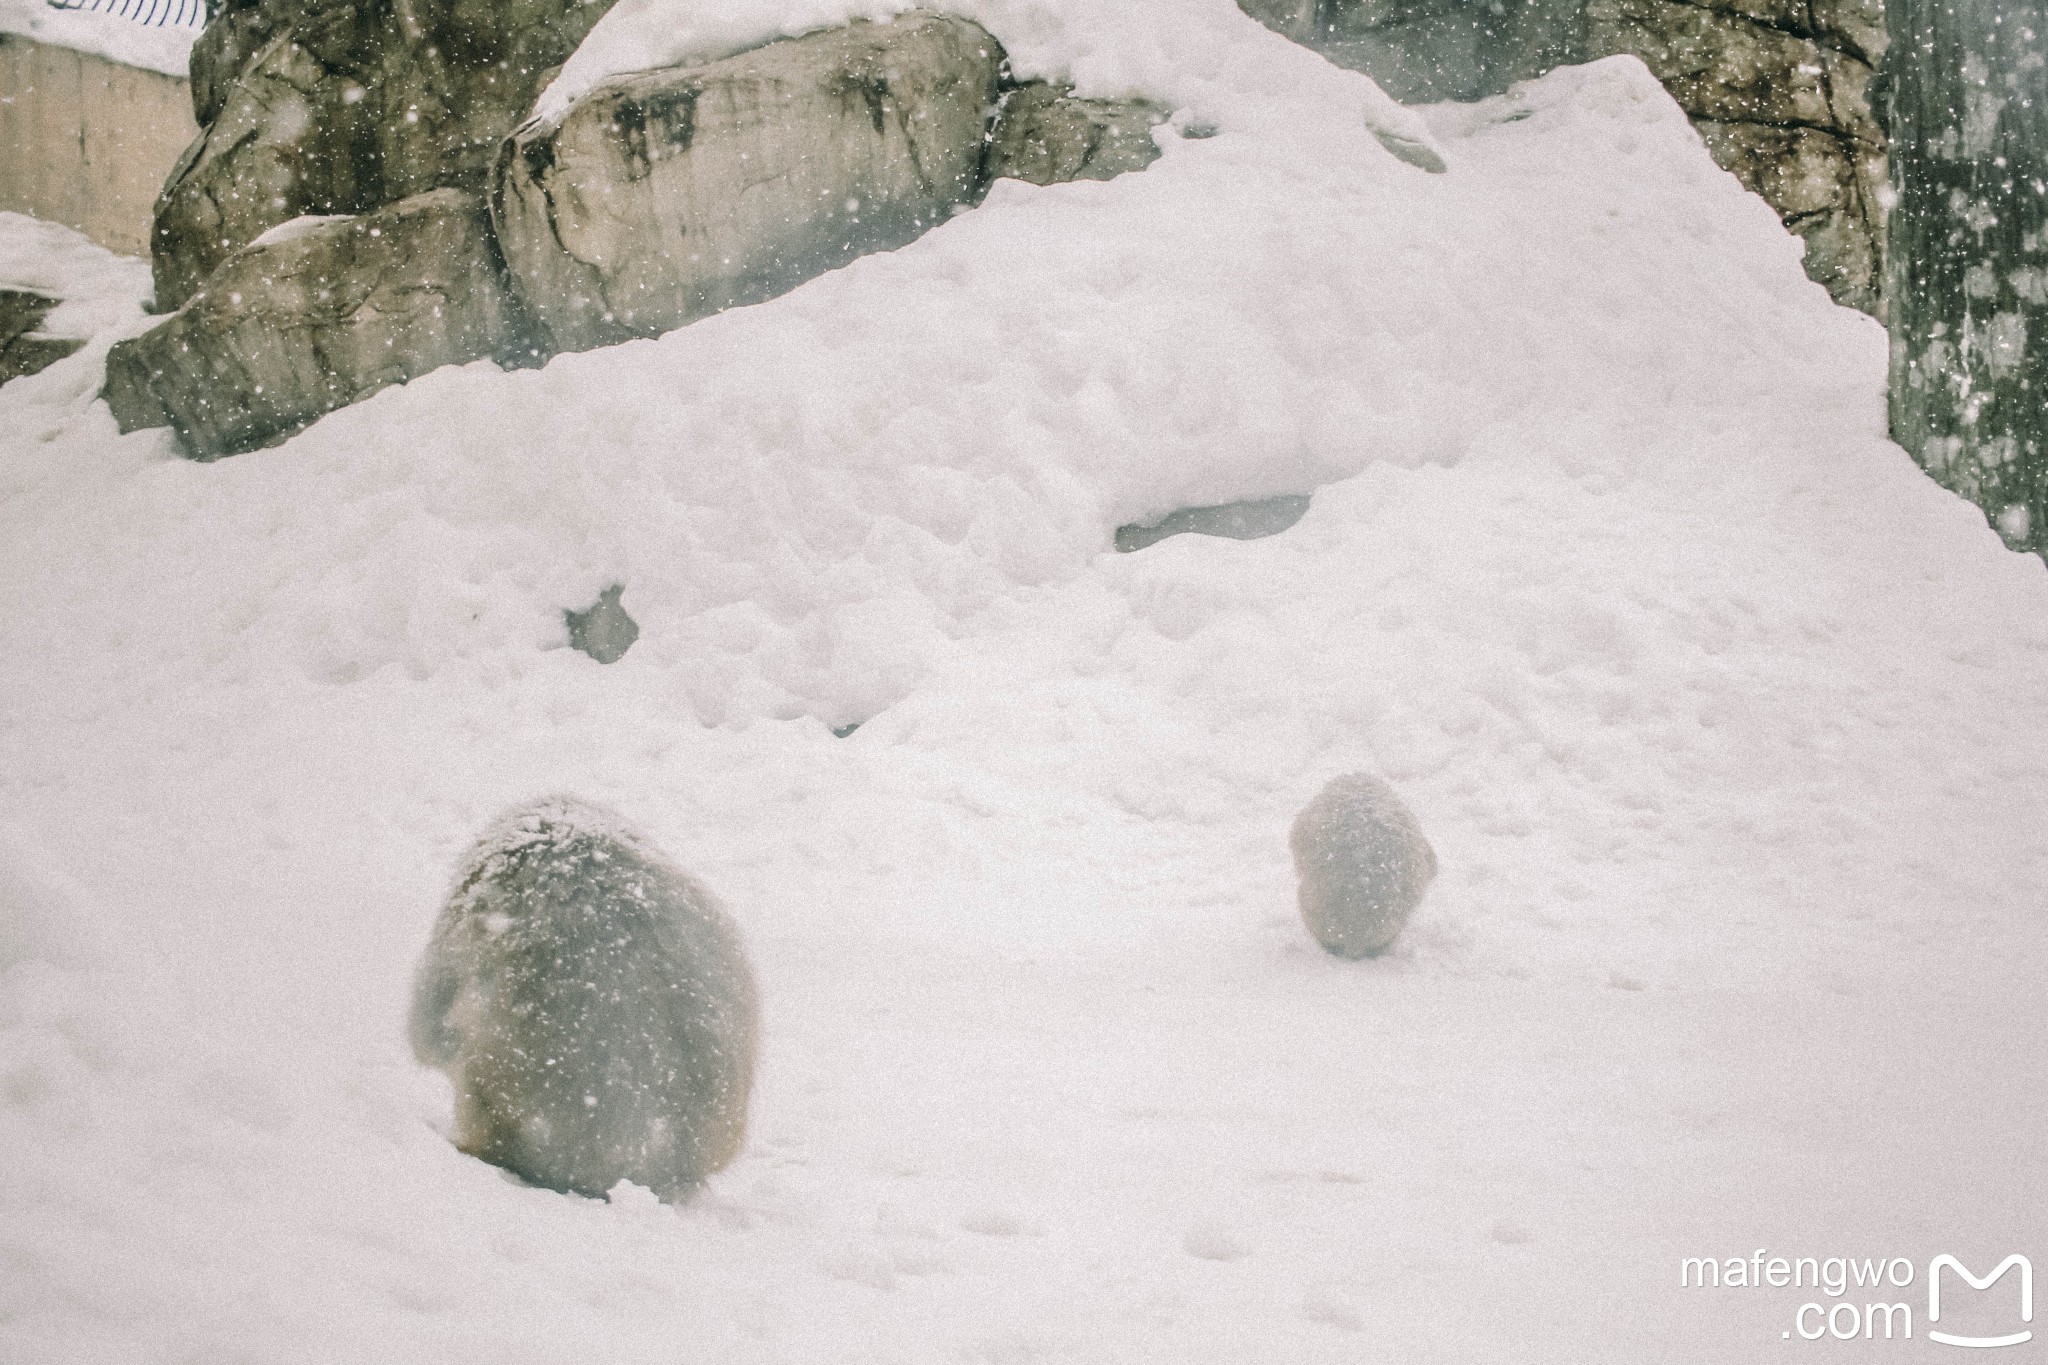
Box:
[410,797,758,1200]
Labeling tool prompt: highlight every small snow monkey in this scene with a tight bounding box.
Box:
[410,796,758,1200]
[1290,773,1437,958]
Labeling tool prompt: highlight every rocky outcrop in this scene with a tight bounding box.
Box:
[0,290,84,387]
[1585,0,1886,314]
[154,0,623,309]
[106,190,538,458]
[1241,0,1888,314]
[493,14,1003,353]
[984,82,1170,185]
[117,10,1174,458]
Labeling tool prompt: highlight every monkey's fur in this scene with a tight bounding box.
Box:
[410,797,759,1201]
[1290,773,1437,959]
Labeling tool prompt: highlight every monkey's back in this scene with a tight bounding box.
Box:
[411,798,758,1200]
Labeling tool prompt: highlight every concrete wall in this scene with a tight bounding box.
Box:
[0,34,197,258]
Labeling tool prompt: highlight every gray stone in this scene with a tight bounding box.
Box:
[493,13,1004,354]
[152,24,379,310]
[566,584,639,664]
[1290,772,1437,959]
[1692,119,1886,313]
[0,289,84,386]
[1584,0,1887,314]
[1243,0,1890,314]
[1115,494,1313,552]
[985,81,1169,186]
[1239,0,1325,41]
[155,0,621,309]
[410,796,758,1202]
[106,189,540,459]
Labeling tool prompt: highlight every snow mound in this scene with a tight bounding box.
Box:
[2,41,2046,1365]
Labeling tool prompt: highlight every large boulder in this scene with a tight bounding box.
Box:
[493,13,1004,353]
[1242,0,1888,314]
[154,0,623,309]
[984,81,1169,186]
[106,189,539,458]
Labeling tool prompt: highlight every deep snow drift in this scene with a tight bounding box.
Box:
[2,6,2046,1358]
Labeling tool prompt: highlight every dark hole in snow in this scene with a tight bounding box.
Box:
[830,722,861,738]
[565,584,639,664]
[1114,494,1312,553]
[1179,121,1221,139]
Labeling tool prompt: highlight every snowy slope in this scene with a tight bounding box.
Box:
[2,12,2046,1360]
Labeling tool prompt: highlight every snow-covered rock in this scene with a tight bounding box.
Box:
[494,13,1003,354]
[1242,0,1888,312]
[985,82,1170,186]
[156,0,624,309]
[107,189,539,458]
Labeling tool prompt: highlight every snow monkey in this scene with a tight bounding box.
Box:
[410,797,758,1201]
[1290,773,1437,958]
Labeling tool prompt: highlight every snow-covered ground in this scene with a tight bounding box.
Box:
[2,6,2045,1357]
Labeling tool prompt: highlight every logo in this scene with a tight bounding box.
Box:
[1929,1255,2032,1349]
[1679,1250,2035,1347]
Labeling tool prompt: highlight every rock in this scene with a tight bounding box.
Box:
[985,81,1169,185]
[565,584,639,664]
[1300,0,1582,104]
[155,0,621,309]
[1242,0,1890,314]
[153,3,383,309]
[186,0,295,128]
[1115,494,1312,552]
[493,13,1004,354]
[106,189,541,459]
[1585,0,1887,313]
[410,796,758,1202]
[1238,0,1324,42]
[1290,773,1437,959]
[1691,120,1887,312]
[0,289,84,386]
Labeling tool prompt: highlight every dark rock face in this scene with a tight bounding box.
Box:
[0,290,84,387]
[1885,0,2048,556]
[1114,494,1313,552]
[410,797,758,1202]
[1241,0,1889,314]
[566,584,639,664]
[154,0,622,309]
[493,14,1004,354]
[1585,0,1887,315]
[106,190,540,458]
[985,81,1169,185]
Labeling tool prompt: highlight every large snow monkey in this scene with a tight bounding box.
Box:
[410,797,759,1200]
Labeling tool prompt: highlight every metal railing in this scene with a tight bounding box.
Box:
[42,0,207,29]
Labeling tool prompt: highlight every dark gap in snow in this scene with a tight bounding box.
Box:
[1114,494,1313,553]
